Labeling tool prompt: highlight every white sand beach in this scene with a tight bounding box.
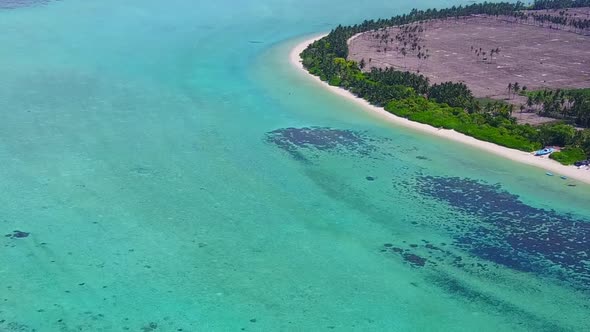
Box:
[290,35,590,185]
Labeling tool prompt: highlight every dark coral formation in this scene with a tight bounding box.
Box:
[381,243,427,267]
[265,127,380,162]
[403,253,427,266]
[416,176,590,289]
[381,240,490,273]
[5,230,29,239]
[141,322,158,332]
[0,0,55,9]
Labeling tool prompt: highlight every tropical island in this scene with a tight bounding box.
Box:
[297,0,590,172]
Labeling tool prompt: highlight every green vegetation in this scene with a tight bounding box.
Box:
[532,0,590,9]
[300,0,590,165]
[550,147,587,165]
[538,123,577,146]
[428,82,474,110]
[385,96,540,151]
[525,88,590,127]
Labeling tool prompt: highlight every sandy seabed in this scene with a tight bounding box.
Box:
[290,35,590,185]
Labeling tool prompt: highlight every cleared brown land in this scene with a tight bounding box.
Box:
[348,12,590,111]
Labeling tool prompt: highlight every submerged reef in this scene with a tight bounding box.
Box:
[416,176,590,290]
[267,127,589,291]
[5,230,30,239]
[265,127,383,162]
[0,0,56,9]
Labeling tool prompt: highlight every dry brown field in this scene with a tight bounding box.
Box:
[348,12,590,105]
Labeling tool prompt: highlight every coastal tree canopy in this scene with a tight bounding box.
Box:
[300,0,590,163]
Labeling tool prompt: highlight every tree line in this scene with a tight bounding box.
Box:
[526,89,590,127]
[531,0,590,10]
[512,9,590,34]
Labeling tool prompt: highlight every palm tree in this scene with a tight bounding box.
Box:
[560,98,568,119]
[489,48,500,63]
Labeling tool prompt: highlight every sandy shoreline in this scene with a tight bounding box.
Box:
[289,35,590,185]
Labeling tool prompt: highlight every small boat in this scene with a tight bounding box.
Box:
[560,176,567,180]
[534,147,555,156]
[546,172,554,176]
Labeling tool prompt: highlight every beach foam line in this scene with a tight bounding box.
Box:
[289,34,590,185]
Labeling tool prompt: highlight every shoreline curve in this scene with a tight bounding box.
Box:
[289,34,590,185]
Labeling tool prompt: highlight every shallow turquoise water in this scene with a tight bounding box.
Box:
[1,1,589,331]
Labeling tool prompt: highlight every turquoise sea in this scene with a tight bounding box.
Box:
[1,1,589,331]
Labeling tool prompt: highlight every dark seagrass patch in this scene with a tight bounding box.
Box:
[265,126,384,162]
[416,176,590,291]
[0,0,56,9]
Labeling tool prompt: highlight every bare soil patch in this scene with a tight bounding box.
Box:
[348,11,590,124]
